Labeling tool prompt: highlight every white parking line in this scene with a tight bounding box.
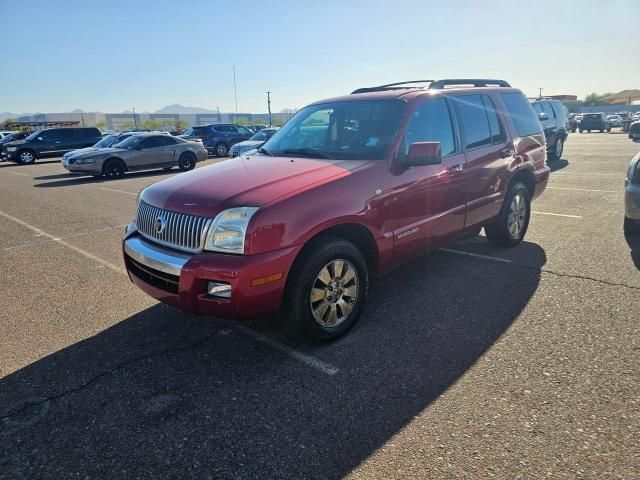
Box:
[532,211,582,218]
[2,224,129,252]
[234,324,339,376]
[4,171,29,177]
[546,187,618,193]
[0,210,125,274]
[440,248,512,264]
[0,209,337,376]
[553,172,622,177]
[100,187,138,196]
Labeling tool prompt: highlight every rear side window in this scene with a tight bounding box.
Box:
[401,97,457,157]
[453,95,492,149]
[159,136,177,146]
[482,96,506,144]
[501,92,542,137]
[533,103,543,114]
[59,129,76,140]
[541,103,555,118]
[80,128,100,138]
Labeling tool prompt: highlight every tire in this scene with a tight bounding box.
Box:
[16,149,36,164]
[624,216,640,235]
[285,237,368,340]
[485,182,531,247]
[102,158,126,179]
[547,136,564,161]
[214,142,229,157]
[178,152,196,171]
[579,129,584,133]
[599,129,603,133]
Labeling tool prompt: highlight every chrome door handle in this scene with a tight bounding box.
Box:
[447,164,464,173]
[501,148,514,158]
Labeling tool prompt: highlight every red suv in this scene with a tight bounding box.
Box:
[123,79,549,340]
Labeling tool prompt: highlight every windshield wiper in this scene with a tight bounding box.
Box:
[281,148,330,159]
[258,147,273,156]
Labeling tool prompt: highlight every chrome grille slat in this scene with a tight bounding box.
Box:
[135,200,211,253]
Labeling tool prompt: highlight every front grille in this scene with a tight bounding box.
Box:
[125,254,180,294]
[136,201,212,253]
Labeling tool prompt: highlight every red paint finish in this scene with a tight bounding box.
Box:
[125,85,549,320]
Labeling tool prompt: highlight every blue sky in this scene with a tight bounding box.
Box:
[1,0,638,113]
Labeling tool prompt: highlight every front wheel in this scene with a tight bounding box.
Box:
[17,149,36,164]
[485,182,531,247]
[548,136,564,161]
[103,159,126,179]
[285,238,368,340]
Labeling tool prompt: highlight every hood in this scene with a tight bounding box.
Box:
[4,139,27,148]
[142,155,368,217]
[231,140,264,151]
[65,147,97,159]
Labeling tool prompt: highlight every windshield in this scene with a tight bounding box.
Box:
[249,129,276,141]
[93,134,118,148]
[26,130,42,141]
[262,100,406,160]
[113,135,143,149]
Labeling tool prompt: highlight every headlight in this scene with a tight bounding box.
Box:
[204,207,259,254]
[75,158,96,165]
[7,147,17,152]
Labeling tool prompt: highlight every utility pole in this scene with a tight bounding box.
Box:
[232,66,238,123]
[266,91,272,126]
[132,107,137,128]
[538,87,543,99]
[216,106,221,123]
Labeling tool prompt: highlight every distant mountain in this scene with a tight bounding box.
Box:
[154,104,217,114]
[70,108,85,113]
[0,112,34,122]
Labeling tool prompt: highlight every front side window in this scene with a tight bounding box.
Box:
[93,134,117,148]
[237,126,251,135]
[250,129,276,141]
[263,100,406,160]
[114,135,143,149]
[453,95,492,150]
[399,97,456,157]
[501,92,543,138]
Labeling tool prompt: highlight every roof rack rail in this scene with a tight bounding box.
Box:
[429,79,511,89]
[351,80,434,94]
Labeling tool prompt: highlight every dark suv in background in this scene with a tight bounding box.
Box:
[531,99,569,161]
[578,113,611,133]
[2,127,102,164]
[181,124,253,157]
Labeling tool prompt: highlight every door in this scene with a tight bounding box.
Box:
[389,96,467,262]
[126,136,174,170]
[228,125,252,145]
[452,94,513,228]
[36,129,63,156]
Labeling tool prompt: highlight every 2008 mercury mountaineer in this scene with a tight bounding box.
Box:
[123,79,549,340]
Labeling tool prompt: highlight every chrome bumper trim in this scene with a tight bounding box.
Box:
[124,235,191,276]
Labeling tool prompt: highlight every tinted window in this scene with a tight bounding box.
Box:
[80,128,100,138]
[533,103,544,114]
[482,96,506,144]
[58,129,76,140]
[401,97,456,157]
[454,95,492,149]
[159,136,177,146]
[501,92,543,137]
[213,126,231,133]
[237,126,251,135]
[541,103,555,118]
[139,136,165,149]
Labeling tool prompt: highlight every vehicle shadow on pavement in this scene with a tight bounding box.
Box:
[624,233,640,270]
[0,241,546,479]
[33,169,176,188]
[548,158,569,173]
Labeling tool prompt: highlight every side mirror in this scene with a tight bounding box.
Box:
[404,141,442,166]
[538,112,549,121]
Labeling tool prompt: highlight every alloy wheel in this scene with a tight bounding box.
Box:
[19,151,34,163]
[309,259,359,327]
[507,192,527,239]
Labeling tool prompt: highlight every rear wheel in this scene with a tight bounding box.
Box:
[215,142,229,157]
[178,152,196,171]
[103,159,126,179]
[548,136,564,161]
[285,237,368,340]
[485,182,531,247]
[17,149,36,164]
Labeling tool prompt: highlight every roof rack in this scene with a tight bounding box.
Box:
[351,78,511,95]
[429,79,511,89]
[351,80,434,94]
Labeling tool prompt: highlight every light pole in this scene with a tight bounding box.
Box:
[232,66,238,123]
[132,107,138,128]
[538,87,543,99]
[266,91,272,127]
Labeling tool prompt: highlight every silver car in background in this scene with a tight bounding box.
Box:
[62,133,208,179]
[625,151,640,234]
[229,127,279,157]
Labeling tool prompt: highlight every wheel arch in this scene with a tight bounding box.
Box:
[509,167,535,199]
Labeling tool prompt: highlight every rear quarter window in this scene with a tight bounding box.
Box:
[501,92,542,137]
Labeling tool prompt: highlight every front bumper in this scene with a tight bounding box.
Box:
[123,228,302,319]
[625,180,640,220]
[2,150,18,161]
[62,158,103,174]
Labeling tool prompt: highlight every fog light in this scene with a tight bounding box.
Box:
[207,281,232,299]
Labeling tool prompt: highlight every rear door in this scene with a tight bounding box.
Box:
[452,93,512,229]
[389,96,467,261]
[52,129,77,154]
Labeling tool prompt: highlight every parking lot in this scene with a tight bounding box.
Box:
[0,134,638,478]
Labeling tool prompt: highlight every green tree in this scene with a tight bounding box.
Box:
[583,92,613,106]
[120,122,135,130]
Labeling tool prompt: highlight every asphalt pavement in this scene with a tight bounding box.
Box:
[0,134,638,479]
